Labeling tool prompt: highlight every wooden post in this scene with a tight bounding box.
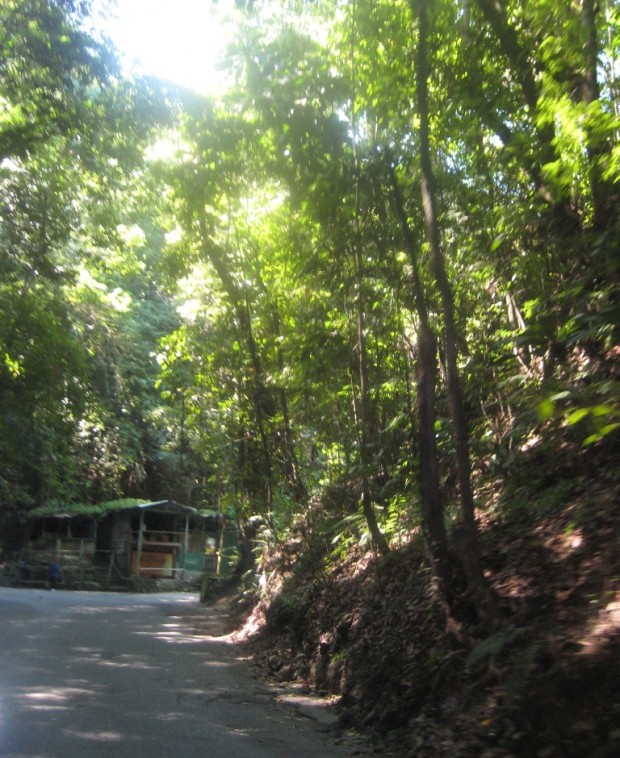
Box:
[216,521,225,577]
[106,551,115,589]
[136,509,145,577]
[183,514,190,579]
[78,540,84,590]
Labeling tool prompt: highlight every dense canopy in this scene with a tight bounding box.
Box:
[1,0,618,690]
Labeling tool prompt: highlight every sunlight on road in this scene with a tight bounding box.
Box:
[17,686,96,711]
[134,616,235,645]
[97,657,158,669]
[62,728,125,742]
[0,589,352,757]
[69,646,159,670]
[136,624,209,645]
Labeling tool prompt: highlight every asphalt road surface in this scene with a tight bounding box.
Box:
[0,587,357,757]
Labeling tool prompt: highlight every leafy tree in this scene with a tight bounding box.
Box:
[221,0,618,612]
[0,0,175,525]
[2,0,617,624]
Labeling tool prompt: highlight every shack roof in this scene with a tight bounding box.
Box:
[28,499,201,520]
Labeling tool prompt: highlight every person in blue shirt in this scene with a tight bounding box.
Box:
[47,555,63,590]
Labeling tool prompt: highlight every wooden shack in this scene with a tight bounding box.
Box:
[21,499,216,585]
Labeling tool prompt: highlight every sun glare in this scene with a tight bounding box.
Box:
[94,0,236,94]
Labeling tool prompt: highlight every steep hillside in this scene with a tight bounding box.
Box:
[232,435,620,757]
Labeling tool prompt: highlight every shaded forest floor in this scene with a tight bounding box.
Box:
[220,434,620,757]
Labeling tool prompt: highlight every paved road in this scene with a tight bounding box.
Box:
[0,588,354,757]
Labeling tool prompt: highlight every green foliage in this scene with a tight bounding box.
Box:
[28,497,150,518]
[0,1,175,521]
[539,394,620,447]
[1,0,618,581]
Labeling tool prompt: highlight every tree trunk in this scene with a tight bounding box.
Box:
[353,243,390,555]
[271,303,307,503]
[198,220,274,507]
[388,162,453,583]
[474,0,580,228]
[349,3,389,555]
[581,0,616,231]
[475,0,538,111]
[415,0,496,626]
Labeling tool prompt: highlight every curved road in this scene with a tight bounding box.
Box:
[0,588,356,757]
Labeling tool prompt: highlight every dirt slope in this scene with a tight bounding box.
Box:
[228,439,620,757]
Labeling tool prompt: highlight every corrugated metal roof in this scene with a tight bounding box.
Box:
[28,499,200,519]
[132,500,200,516]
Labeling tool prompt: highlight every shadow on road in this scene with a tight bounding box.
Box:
[0,589,354,757]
